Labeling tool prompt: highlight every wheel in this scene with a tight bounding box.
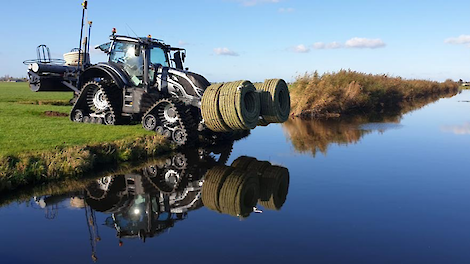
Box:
[172,128,188,146]
[162,103,179,123]
[96,117,103,124]
[72,109,84,122]
[83,116,91,123]
[85,81,109,113]
[104,112,115,125]
[142,113,158,131]
[155,126,164,135]
[162,128,172,138]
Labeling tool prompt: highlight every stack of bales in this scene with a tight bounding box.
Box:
[201,79,290,132]
[201,156,290,218]
[201,81,260,132]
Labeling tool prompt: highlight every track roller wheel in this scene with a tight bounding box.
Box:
[105,112,116,125]
[83,116,91,123]
[72,109,84,122]
[172,128,188,146]
[142,113,158,131]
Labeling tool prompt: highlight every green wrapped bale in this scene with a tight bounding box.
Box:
[219,80,260,130]
[255,79,290,124]
[201,83,232,132]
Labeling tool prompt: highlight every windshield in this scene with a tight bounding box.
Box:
[110,41,144,86]
[150,47,168,67]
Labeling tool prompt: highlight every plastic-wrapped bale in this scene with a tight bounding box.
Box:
[218,169,260,218]
[201,83,232,132]
[219,80,260,130]
[201,165,234,213]
[255,79,290,124]
[258,165,289,210]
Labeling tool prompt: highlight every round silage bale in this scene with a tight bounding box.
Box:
[201,83,232,132]
[256,79,290,124]
[202,165,234,212]
[258,165,290,210]
[219,80,260,130]
[218,169,259,217]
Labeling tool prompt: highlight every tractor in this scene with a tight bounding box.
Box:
[24,1,290,146]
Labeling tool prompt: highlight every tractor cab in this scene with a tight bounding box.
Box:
[96,34,210,106]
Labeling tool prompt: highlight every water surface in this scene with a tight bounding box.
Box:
[1,91,469,264]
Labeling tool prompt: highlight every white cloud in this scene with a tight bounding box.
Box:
[178,40,188,46]
[441,122,470,135]
[278,7,295,13]
[445,35,470,46]
[235,0,280,7]
[345,37,386,49]
[292,44,310,53]
[214,47,239,56]
[312,41,342,49]
[326,42,342,49]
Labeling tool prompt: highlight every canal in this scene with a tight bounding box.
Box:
[0,91,469,264]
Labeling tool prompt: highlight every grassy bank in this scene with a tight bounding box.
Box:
[0,134,172,192]
[0,82,173,192]
[289,70,460,118]
[0,82,156,156]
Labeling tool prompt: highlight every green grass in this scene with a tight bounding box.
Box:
[0,82,154,156]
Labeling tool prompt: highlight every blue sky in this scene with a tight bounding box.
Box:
[1,0,469,82]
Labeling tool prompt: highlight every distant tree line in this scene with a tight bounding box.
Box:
[0,75,27,82]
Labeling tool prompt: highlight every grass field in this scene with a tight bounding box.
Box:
[0,82,154,156]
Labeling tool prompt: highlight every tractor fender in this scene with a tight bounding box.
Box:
[80,63,130,89]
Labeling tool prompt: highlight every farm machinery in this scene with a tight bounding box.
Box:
[24,1,290,146]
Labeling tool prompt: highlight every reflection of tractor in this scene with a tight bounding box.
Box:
[24,1,290,146]
[83,143,290,244]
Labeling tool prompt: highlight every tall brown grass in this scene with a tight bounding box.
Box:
[290,70,459,118]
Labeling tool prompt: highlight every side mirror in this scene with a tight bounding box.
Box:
[134,45,141,57]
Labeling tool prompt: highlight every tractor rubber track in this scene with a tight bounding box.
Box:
[70,80,125,125]
[143,97,198,146]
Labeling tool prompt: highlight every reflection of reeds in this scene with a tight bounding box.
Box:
[283,118,373,156]
[290,70,460,118]
[284,92,458,156]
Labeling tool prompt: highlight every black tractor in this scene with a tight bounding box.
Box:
[71,33,210,145]
[24,1,290,146]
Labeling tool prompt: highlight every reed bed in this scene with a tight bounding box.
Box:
[290,70,460,118]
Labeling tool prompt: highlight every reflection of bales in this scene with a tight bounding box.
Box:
[202,166,234,212]
[218,169,259,217]
[202,156,289,217]
[234,157,289,211]
[258,166,289,210]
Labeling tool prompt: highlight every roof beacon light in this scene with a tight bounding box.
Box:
[112,28,117,35]
[148,34,152,39]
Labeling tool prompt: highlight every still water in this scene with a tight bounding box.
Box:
[0,91,469,264]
